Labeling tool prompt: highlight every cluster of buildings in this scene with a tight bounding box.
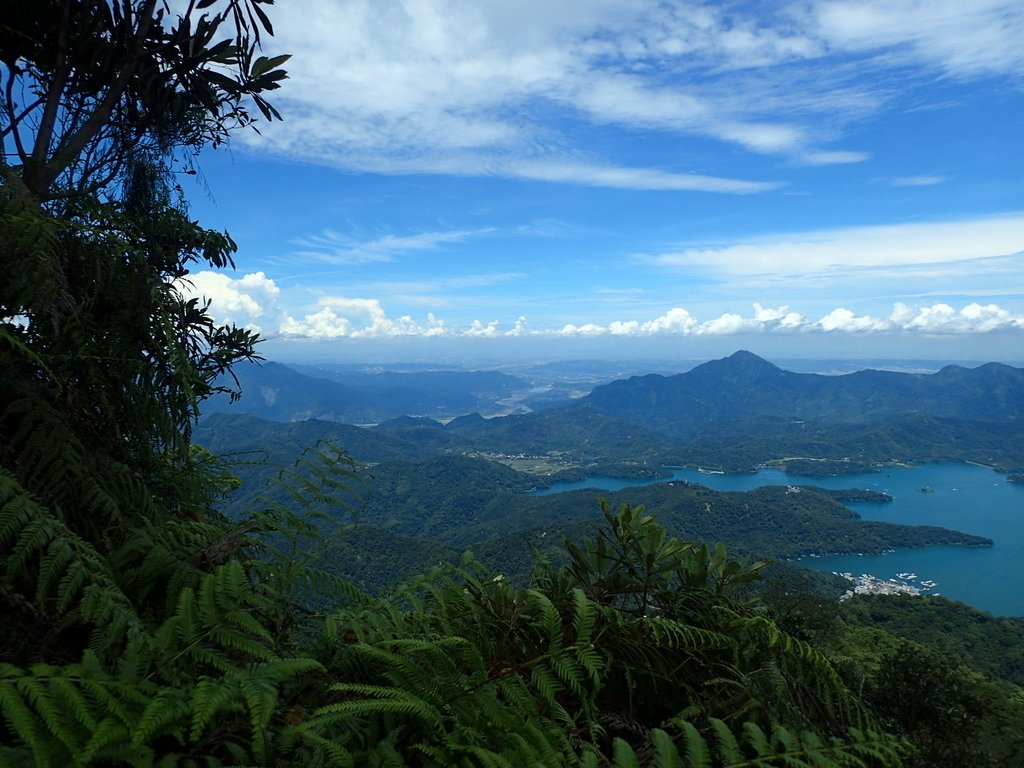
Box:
[837,571,937,601]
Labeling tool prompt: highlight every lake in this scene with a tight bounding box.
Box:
[534,464,1024,616]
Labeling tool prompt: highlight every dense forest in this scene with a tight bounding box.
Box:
[2,3,1022,767]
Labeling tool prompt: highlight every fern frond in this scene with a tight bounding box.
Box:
[311,694,445,735]
[0,469,145,654]
[132,687,191,745]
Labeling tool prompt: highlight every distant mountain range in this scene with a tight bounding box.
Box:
[202,361,531,423]
[198,351,1024,475]
[580,350,1024,437]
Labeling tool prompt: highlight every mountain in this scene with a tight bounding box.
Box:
[194,412,437,463]
[581,350,1024,437]
[288,365,528,402]
[200,362,371,422]
[201,361,531,423]
[197,352,1024,480]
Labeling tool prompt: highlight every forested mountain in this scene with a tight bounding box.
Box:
[581,350,1024,436]
[682,413,1024,473]
[3,2,1021,766]
[201,350,1024,475]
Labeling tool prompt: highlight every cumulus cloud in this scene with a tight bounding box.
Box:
[507,316,529,336]
[816,307,889,332]
[282,298,449,339]
[890,301,1024,333]
[558,323,607,337]
[174,271,280,331]
[181,272,1024,341]
[551,302,1024,337]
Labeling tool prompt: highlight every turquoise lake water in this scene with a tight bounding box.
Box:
[534,464,1024,616]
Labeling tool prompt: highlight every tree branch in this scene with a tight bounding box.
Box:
[29,0,160,199]
[23,0,73,194]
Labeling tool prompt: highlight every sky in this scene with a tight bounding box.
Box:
[179,0,1024,365]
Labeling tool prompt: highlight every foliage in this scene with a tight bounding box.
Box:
[4,458,912,765]
[858,641,1005,768]
[838,595,1024,687]
[0,0,289,658]
[0,2,995,766]
[1,0,289,204]
[759,590,1024,768]
[285,503,905,767]
[682,415,1024,475]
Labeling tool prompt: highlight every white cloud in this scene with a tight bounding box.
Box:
[816,307,889,332]
[465,319,501,337]
[891,301,1024,332]
[639,307,701,334]
[174,271,280,331]
[284,298,449,339]
[232,1,1023,190]
[892,175,948,187]
[803,0,1024,79]
[506,316,529,336]
[292,228,489,265]
[279,307,352,339]
[558,322,607,337]
[507,160,778,193]
[182,272,1024,341]
[801,150,871,165]
[645,213,1024,276]
[552,302,1024,337]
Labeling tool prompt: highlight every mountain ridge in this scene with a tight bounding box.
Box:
[580,350,1024,437]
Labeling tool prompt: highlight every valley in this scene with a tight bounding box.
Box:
[198,350,1024,613]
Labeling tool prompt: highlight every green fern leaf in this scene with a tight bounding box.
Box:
[679,720,711,768]
[132,686,190,744]
[189,675,243,741]
[611,737,643,768]
[650,728,682,768]
[0,678,45,761]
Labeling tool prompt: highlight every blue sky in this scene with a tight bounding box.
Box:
[180,0,1024,364]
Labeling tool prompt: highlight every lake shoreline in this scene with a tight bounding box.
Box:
[533,463,1024,616]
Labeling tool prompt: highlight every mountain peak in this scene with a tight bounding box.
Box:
[727,349,774,365]
[701,350,782,376]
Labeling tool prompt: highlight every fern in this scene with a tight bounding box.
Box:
[593,719,906,767]
[0,468,146,655]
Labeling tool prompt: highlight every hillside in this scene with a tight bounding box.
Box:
[681,413,1024,473]
[581,350,1024,436]
[199,352,1024,476]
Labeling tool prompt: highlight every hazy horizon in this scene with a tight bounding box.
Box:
[256,344,1024,375]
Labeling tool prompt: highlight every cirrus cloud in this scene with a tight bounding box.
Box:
[643,213,1024,276]
[232,1,1024,191]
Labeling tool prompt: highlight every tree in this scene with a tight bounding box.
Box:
[0,0,287,663]
[865,641,991,768]
[1,0,289,490]
[0,7,327,764]
[2,0,289,203]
